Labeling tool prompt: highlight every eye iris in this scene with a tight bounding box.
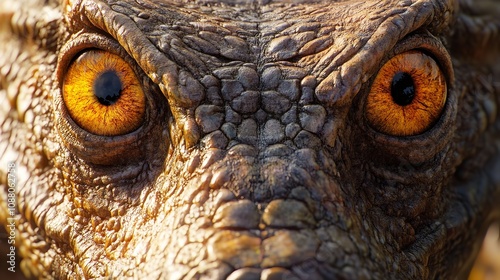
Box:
[391,72,415,106]
[93,70,122,106]
[62,50,146,136]
[366,51,447,136]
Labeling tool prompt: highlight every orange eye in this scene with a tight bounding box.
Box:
[366,51,447,136]
[62,50,146,136]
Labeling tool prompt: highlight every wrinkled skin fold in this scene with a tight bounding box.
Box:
[0,0,499,279]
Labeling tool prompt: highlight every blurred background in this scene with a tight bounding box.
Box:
[469,224,500,280]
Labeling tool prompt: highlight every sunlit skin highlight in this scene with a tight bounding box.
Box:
[366,51,447,136]
[63,50,146,136]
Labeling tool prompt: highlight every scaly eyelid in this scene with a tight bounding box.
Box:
[56,33,136,86]
[54,33,167,165]
[388,32,455,86]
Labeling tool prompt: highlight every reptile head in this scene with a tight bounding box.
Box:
[1,0,499,279]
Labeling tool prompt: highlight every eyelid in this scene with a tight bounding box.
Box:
[356,33,457,161]
[56,33,149,136]
[389,33,454,85]
[56,33,136,87]
[55,34,162,165]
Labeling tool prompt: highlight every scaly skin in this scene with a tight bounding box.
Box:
[1,0,500,279]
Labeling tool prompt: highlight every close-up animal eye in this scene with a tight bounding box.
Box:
[62,49,146,136]
[366,51,447,136]
[2,0,499,279]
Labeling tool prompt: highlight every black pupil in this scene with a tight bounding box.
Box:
[93,70,122,106]
[390,72,415,106]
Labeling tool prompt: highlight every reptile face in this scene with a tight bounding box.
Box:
[1,0,499,279]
